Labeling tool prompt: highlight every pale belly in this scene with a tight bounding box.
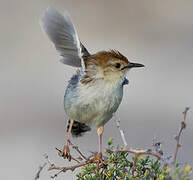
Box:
[64,78,123,127]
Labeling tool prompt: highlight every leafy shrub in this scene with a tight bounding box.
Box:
[76,138,192,180]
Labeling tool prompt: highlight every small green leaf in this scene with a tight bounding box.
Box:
[108,137,113,146]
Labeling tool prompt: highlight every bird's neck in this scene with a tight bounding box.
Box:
[80,69,125,89]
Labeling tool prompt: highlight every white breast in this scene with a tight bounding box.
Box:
[64,78,123,127]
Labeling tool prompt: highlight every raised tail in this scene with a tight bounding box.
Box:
[40,8,90,68]
[67,120,91,137]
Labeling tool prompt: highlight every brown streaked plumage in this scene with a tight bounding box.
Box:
[80,74,99,84]
[85,50,129,68]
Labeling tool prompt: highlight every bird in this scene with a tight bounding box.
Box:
[40,8,144,162]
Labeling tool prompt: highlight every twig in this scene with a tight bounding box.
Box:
[34,162,47,180]
[114,113,128,147]
[55,147,80,163]
[115,148,163,160]
[48,161,90,172]
[44,153,96,178]
[132,154,138,175]
[113,113,163,171]
[115,147,163,173]
[173,107,190,164]
[44,153,55,168]
[68,140,89,161]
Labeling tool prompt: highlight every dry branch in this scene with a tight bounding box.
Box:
[115,148,162,160]
[173,107,190,164]
[44,152,98,178]
[114,113,163,170]
[68,140,89,161]
[114,113,128,147]
[34,162,47,180]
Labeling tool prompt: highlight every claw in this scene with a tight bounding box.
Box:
[56,143,72,161]
[96,152,103,172]
[63,144,72,161]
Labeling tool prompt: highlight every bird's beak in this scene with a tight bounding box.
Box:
[129,62,145,68]
[121,62,145,70]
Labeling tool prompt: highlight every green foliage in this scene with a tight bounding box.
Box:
[76,139,192,180]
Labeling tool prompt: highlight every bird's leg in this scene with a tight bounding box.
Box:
[96,125,104,169]
[98,125,103,155]
[62,119,74,161]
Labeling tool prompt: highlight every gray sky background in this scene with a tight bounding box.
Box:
[0,0,193,179]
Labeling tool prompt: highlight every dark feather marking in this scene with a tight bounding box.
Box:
[122,77,129,86]
[67,120,91,137]
[80,74,96,84]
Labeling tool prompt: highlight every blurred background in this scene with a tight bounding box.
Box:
[0,0,193,179]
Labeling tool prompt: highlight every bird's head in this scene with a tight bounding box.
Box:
[84,50,144,83]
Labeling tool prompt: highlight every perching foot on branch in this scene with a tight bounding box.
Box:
[58,119,75,161]
[56,141,72,161]
[89,152,104,172]
[96,152,104,170]
[63,142,72,161]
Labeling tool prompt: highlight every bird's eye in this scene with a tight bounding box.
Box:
[115,63,121,69]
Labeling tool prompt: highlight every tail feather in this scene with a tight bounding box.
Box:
[67,120,91,137]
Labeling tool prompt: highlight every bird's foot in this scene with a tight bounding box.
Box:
[63,144,72,161]
[95,152,103,171]
[56,142,72,161]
